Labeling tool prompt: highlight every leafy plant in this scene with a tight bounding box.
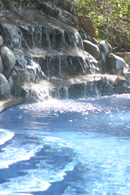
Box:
[70,0,130,51]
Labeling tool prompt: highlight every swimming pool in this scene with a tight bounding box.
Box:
[0,94,130,195]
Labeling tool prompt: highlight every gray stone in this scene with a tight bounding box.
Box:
[83,40,101,60]
[97,60,105,73]
[0,56,3,73]
[1,46,16,70]
[108,53,125,69]
[9,72,22,96]
[115,52,130,66]
[111,68,123,75]
[107,53,125,75]
[99,40,112,64]
[15,59,45,84]
[0,73,10,97]
[0,36,3,47]
[115,76,129,88]
[99,40,112,56]
[123,67,130,84]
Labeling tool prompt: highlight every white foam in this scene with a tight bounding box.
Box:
[1,130,130,194]
[0,129,14,146]
[0,134,77,193]
[0,142,43,169]
[20,98,97,115]
[21,93,130,115]
[0,177,50,193]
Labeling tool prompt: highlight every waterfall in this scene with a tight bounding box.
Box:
[0,0,128,101]
[1,22,101,100]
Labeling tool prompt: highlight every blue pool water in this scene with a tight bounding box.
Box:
[1,94,130,194]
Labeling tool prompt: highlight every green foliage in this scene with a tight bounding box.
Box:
[71,0,130,51]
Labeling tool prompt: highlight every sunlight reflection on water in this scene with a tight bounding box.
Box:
[0,94,130,194]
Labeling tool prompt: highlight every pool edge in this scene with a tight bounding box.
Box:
[0,97,25,112]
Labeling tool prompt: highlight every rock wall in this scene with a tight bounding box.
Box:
[0,0,130,101]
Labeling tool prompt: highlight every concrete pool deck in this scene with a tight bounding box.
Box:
[0,97,25,112]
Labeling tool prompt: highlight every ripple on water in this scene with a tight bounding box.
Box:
[0,129,14,146]
[0,133,43,169]
[1,95,130,194]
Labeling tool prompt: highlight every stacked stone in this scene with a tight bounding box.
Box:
[0,35,17,99]
[83,39,130,83]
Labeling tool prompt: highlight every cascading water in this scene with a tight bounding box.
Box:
[1,1,130,195]
[5,24,99,99]
[0,0,103,101]
[1,0,128,101]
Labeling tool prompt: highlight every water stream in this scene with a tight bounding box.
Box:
[0,94,130,195]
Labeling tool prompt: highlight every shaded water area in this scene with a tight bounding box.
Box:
[1,94,130,194]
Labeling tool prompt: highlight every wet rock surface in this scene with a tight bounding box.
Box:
[0,0,129,101]
[0,73,10,98]
[107,53,125,75]
[83,40,101,60]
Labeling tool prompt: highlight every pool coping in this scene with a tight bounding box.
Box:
[0,97,25,112]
